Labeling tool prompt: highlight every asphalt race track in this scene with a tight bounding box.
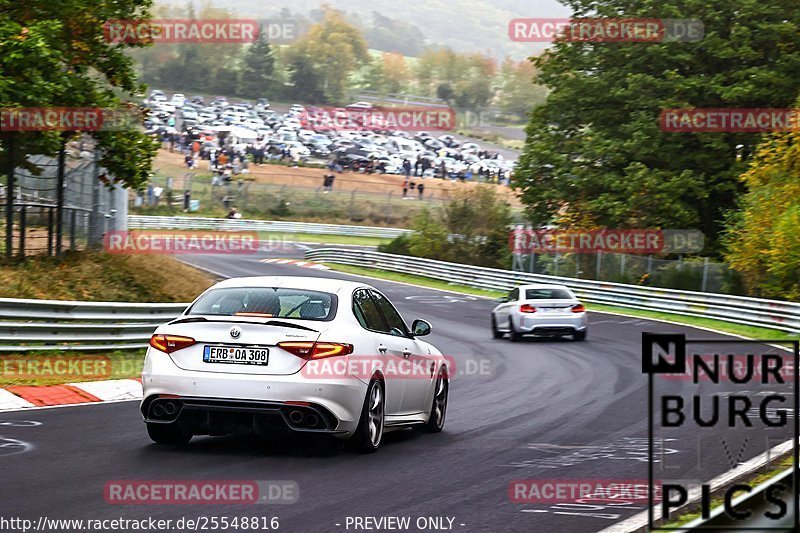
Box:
[1,246,793,533]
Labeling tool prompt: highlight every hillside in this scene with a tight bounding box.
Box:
[156,0,570,59]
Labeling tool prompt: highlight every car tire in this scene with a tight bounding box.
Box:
[348,379,385,453]
[509,318,523,342]
[573,330,587,341]
[419,368,448,433]
[491,315,503,339]
[146,422,192,445]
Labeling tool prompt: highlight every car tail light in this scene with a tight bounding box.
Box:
[571,304,586,313]
[520,304,537,313]
[149,334,196,354]
[277,341,354,360]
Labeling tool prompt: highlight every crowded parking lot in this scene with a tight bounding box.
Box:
[144,91,516,184]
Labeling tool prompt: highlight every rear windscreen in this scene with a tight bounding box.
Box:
[188,288,337,321]
[525,288,572,300]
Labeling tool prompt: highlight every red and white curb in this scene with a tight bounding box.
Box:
[0,379,143,411]
[261,258,330,270]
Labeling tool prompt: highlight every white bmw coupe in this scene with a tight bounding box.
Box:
[141,276,449,452]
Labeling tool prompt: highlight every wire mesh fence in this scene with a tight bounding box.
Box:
[512,252,745,295]
[0,141,128,257]
[135,170,455,226]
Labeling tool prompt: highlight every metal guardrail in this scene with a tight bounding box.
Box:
[128,215,412,239]
[304,248,800,333]
[0,298,188,352]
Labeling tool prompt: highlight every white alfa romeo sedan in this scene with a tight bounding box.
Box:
[141,276,449,452]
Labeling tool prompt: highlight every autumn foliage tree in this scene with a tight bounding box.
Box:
[723,109,800,299]
[0,0,159,188]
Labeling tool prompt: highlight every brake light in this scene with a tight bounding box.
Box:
[149,334,196,353]
[520,304,537,313]
[277,341,354,360]
[571,304,586,313]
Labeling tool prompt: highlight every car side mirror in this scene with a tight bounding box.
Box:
[412,319,432,337]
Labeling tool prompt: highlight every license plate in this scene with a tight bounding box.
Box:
[539,307,564,313]
[203,345,269,365]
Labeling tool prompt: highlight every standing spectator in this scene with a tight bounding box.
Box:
[402,178,409,198]
[153,185,163,206]
[402,159,412,179]
[421,157,432,177]
[146,182,154,206]
[417,182,425,200]
[323,174,335,192]
[414,157,421,177]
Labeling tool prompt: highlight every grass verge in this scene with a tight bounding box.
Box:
[324,263,793,339]
[0,251,214,302]
[0,349,145,387]
[660,454,794,528]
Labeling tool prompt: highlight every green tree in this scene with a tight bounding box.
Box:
[515,0,800,253]
[404,186,513,269]
[0,0,159,188]
[723,109,800,299]
[284,7,369,104]
[240,25,276,99]
[497,59,548,119]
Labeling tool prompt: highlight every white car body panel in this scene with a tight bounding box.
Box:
[141,276,447,438]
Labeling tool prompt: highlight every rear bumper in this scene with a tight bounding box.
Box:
[142,350,366,436]
[142,395,345,435]
[516,313,588,335]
